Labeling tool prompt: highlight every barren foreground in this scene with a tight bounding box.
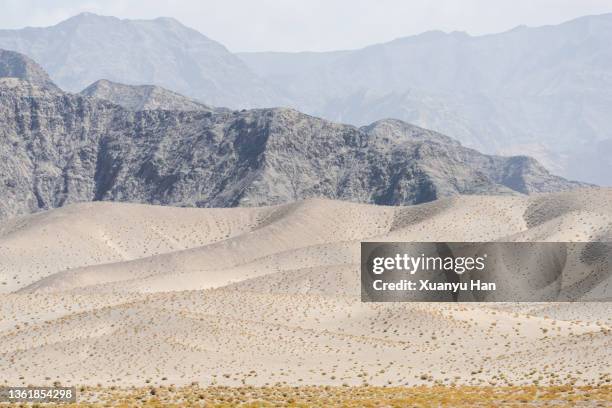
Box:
[0,189,611,404]
[1,385,610,407]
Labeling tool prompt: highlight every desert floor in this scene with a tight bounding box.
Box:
[0,189,610,405]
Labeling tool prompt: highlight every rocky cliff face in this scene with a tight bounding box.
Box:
[0,75,586,221]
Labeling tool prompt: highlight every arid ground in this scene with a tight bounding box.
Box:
[1,189,610,406]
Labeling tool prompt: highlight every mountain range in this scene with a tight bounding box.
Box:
[238,14,612,185]
[0,12,282,108]
[0,13,610,185]
[0,49,584,220]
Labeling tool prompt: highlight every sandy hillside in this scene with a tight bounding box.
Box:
[0,188,610,388]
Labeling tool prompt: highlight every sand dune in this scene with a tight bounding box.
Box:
[0,188,610,387]
[9,188,612,295]
[0,201,274,293]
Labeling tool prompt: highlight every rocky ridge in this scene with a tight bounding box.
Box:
[79,79,215,111]
[0,51,586,220]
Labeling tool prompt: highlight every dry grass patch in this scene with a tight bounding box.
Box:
[1,385,609,407]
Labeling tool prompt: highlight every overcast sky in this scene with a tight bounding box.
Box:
[3,0,612,52]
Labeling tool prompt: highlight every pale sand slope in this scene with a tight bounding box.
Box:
[0,188,610,387]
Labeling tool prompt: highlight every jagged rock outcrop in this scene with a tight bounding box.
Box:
[80,79,215,111]
[0,74,586,221]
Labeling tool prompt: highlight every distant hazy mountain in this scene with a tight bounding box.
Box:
[239,14,612,185]
[80,79,214,111]
[0,13,281,108]
[0,51,585,220]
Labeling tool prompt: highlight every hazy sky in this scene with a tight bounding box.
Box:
[3,0,612,52]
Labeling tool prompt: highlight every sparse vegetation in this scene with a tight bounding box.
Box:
[1,385,608,407]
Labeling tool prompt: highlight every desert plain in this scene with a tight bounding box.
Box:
[0,188,611,406]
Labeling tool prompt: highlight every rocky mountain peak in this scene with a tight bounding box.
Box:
[361,119,460,146]
[0,49,58,90]
[0,15,281,108]
[79,79,214,111]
